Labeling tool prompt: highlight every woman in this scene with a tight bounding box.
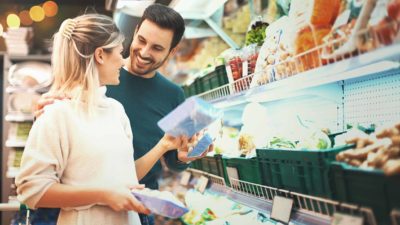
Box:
[15,14,187,225]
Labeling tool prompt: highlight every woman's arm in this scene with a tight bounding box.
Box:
[135,135,187,180]
[37,183,150,213]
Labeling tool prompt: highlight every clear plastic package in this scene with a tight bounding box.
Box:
[131,189,188,218]
[187,133,213,158]
[157,96,223,138]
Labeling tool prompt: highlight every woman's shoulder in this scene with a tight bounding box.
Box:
[39,100,74,121]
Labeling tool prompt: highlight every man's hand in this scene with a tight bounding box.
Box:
[177,132,214,163]
[34,92,70,118]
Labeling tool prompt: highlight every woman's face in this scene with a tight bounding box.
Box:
[98,44,125,86]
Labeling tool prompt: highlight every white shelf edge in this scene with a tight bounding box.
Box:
[5,114,34,122]
[5,140,26,148]
[6,167,20,179]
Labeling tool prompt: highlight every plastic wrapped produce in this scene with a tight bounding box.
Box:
[157,96,223,138]
[131,189,188,218]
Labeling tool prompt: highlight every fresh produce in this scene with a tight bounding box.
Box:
[269,137,297,149]
[245,21,269,46]
[336,122,400,175]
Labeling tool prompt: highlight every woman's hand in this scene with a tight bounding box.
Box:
[99,185,150,214]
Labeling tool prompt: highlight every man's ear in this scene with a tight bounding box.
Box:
[94,48,104,64]
[169,47,178,57]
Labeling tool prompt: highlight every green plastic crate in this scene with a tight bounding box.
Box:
[201,65,229,92]
[189,159,203,171]
[330,162,400,225]
[222,157,262,194]
[192,155,224,178]
[256,145,354,198]
[194,78,203,95]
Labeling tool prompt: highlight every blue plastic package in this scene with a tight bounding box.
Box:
[157,96,223,138]
[132,189,189,218]
[187,133,213,158]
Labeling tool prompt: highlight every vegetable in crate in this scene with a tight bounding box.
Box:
[336,122,400,175]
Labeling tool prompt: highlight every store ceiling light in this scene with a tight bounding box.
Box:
[7,14,20,29]
[30,6,45,22]
[43,1,58,17]
[19,10,33,26]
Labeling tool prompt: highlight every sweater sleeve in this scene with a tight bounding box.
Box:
[15,106,69,209]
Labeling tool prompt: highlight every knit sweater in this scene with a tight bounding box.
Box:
[15,87,141,225]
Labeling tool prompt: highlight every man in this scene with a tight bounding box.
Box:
[35,4,211,225]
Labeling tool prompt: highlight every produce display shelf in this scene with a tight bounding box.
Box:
[185,169,376,225]
[197,21,400,107]
[5,114,34,122]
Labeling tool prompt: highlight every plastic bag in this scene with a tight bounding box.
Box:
[132,189,188,218]
[157,96,223,138]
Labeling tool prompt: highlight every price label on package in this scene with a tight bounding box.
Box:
[180,171,191,186]
[196,176,209,193]
[331,213,363,225]
[271,196,293,224]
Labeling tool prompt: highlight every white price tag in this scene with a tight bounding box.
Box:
[226,167,239,179]
[196,175,209,193]
[271,196,293,224]
[226,167,239,186]
[242,60,248,77]
[180,171,191,186]
[331,213,363,225]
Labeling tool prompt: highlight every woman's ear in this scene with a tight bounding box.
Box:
[94,48,104,64]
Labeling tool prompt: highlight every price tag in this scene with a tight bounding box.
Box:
[180,171,191,186]
[271,196,293,224]
[226,167,239,179]
[331,213,363,225]
[196,175,209,193]
[226,167,239,186]
[242,60,248,77]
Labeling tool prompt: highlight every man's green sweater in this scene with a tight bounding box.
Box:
[107,68,187,189]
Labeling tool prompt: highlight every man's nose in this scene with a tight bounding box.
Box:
[140,45,151,58]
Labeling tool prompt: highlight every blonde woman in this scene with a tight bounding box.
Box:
[15,14,187,225]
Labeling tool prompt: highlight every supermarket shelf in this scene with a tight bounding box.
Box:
[8,54,51,62]
[5,140,26,148]
[198,44,400,108]
[5,114,34,122]
[6,167,20,179]
[185,169,377,225]
[0,202,20,212]
[197,20,400,107]
[6,85,50,94]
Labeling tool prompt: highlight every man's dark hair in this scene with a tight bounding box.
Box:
[137,3,185,50]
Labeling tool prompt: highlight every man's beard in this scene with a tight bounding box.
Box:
[130,50,169,76]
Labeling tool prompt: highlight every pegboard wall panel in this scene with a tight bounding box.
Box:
[344,69,400,127]
[259,83,343,133]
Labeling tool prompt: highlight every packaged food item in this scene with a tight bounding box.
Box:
[157,96,223,138]
[8,61,52,89]
[290,0,340,71]
[132,189,188,218]
[251,16,297,87]
[321,0,378,60]
[8,92,41,114]
[187,133,213,158]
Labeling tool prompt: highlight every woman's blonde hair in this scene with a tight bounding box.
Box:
[50,14,124,115]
